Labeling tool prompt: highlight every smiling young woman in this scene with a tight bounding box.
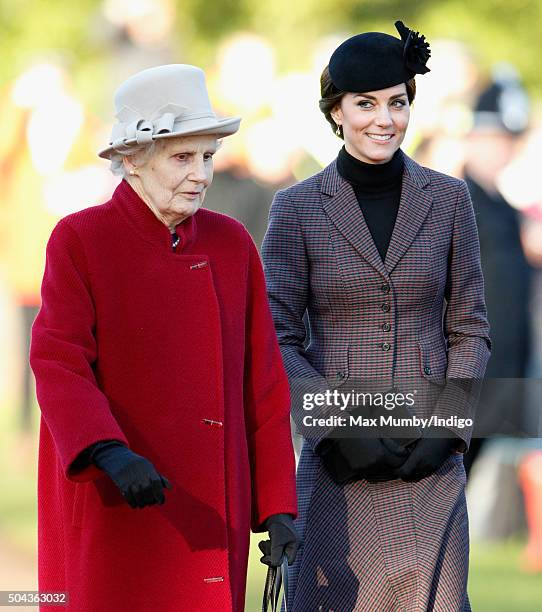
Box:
[262,20,490,612]
[320,66,416,165]
[331,84,411,164]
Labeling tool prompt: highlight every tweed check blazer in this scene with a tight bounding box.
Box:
[262,153,491,450]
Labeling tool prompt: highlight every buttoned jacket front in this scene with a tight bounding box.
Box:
[263,153,491,448]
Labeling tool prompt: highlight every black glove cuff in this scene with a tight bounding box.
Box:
[89,440,128,465]
[70,440,127,472]
[264,513,295,530]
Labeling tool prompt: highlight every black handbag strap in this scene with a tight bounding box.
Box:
[262,556,289,612]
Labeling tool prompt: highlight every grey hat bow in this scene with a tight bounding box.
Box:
[111,103,189,152]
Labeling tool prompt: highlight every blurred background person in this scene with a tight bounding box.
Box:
[0,64,114,433]
[463,65,532,477]
[203,143,279,248]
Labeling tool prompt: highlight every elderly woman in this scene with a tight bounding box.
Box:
[262,23,490,611]
[30,64,298,612]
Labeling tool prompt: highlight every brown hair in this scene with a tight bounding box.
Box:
[319,65,416,139]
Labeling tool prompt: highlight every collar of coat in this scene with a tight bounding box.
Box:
[321,151,432,277]
[112,179,198,252]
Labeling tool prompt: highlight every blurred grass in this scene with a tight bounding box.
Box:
[0,403,37,556]
[1,403,542,610]
[469,540,542,612]
[246,536,268,611]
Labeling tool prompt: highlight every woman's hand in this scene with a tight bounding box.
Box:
[320,437,409,484]
[91,442,172,508]
[397,429,460,481]
[258,514,299,567]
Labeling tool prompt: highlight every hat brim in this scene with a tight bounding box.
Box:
[98,116,241,159]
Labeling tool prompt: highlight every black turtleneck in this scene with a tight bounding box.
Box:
[337,146,404,261]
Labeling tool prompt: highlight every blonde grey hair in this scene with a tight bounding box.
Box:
[109,141,161,178]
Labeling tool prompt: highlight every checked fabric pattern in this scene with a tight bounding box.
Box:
[262,154,490,611]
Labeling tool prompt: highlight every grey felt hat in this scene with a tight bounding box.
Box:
[98,64,241,159]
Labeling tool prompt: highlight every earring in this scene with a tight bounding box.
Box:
[129,170,137,176]
[336,124,342,137]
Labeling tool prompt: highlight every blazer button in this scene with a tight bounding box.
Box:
[336,371,346,380]
[382,342,391,351]
[381,283,390,293]
[382,322,391,332]
[381,303,390,312]
[424,366,432,375]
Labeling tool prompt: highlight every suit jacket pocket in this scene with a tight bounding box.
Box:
[325,343,350,389]
[418,340,447,386]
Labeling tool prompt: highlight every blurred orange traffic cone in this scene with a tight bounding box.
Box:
[519,451,542,572]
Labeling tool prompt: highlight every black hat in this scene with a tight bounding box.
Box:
[328,21,430,93]
[473,64,529,135]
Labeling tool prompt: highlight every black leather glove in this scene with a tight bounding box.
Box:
[396,428,461,482]
[90,441,172,509]
[258,513,299,567]
[319,436,410,484]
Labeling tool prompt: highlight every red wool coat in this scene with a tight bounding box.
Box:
[30,180,297,612]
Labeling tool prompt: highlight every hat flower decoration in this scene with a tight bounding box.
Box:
[328,20,431,94]
[394,20,431,75]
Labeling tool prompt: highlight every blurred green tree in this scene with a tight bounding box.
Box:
[0,0,540,104]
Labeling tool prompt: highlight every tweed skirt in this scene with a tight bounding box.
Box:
[287,442,470,611]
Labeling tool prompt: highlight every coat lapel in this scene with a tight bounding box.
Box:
[384,154,432,274]
[321,154,432,276]
[322,160,387,277]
